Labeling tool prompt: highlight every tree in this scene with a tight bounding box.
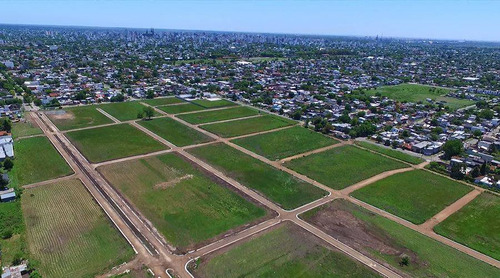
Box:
[442,139,464,159]
[479,109,494,120]
[1,118,12,133]
[3,157,13,170]
[473,129,482,138]
[450,163,465,180]
[142,106,155,120]
[146,90,155,99]
[470,166,480,178]
[480,163,487,176]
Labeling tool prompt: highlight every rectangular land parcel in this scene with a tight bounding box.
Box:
[65,124,166,163]
[178,106,260,124]
[351,170,473,224]
[300,200,500,278]
[98,153,268,251]
[187,143,327,209]
[232,126,338,160]
[191,223,380,278]
[138,117,213,147]
[200,115,296,138]
[45,105,113,131]
[434,192,500,261]
[285,145,407,190]
[22,179,134,278]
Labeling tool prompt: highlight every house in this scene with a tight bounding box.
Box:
[1,263,28,278]
[0,188,15,202]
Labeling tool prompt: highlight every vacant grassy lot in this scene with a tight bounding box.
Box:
[191,99,236,108]
[191,222,380,278]
[22,179,134,278]
[12,114,42,139]
[435,192,500,260]
[368,84,473,109]
[0,200,25,267]
[351,170,472,224]
[233,126,338,160]
[10,136,72,187]
[285,145,407,190]
[98,153,267,251]
[138,118,213,147]
[97,101,155,121]
[66,124,166,163]
[200,115,296,138]
[188,143,327,210]
[46,105,114,131]
[355,141,425,165]
[158,103,205,114]
[301,200,500,278]
[142,97,185,106]
[178,106,260,124]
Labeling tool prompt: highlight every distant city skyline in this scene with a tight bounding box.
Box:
[2,0,500,42]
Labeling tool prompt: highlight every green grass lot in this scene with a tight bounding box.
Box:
[191,99,236,108]
[178,106,260,125]
[66,124,166,163]
[300,200,500,278]
[355,141,425,165]
[22,179,134,278]
[188,143,327,210]
[98,153,267,251]
[97,101,155,121]
[200,115,296,138]
[10,136,72,187]
[46,105,114,131]
[351,170,472,224]
[12,115,42,139]
[435,192,500,260]
[191,222,380,278]
[368,84,474,109]
[158,103,205,114]
[0,201,25,267]
[138,118,213,147]
[285,145,407,190]
[142,97,185,106]
[232,126,339,160]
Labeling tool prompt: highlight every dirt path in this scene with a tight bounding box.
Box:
[339,167,415,195]
[96,108,121,123]
[22,174,80,189]
[280,140,352,163]
[420,189,482,231]
[194,114,262,126]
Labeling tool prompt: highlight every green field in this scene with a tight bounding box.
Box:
[178,106,260,124]
[188,143,327,210]
[191,99,236,108]
[46,105,114,130]
[200,115,296,138]
[22,179,134,278]
[10,136,73,187]
[368,84,474,109]
[158,103,205,114]
[191,222,380,278]
[233,126,338,160]
[97,101,155,121]
[355,141,425,165]
[285,145,407,190]
[98,153,267,251]
[12,114,42,139]
[300,200,500,277]
[142,97,185,106]
[351,170,472,224]
[66,124,166,163]
[138,118,213,147]
[435,192,500,260]
[0,200,25,267]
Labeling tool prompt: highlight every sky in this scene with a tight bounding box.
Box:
[1,0,499,42]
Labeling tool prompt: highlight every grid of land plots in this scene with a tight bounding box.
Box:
[7,97,499,278]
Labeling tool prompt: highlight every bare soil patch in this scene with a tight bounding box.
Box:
[46,110,75,120]
[154,174,193,189]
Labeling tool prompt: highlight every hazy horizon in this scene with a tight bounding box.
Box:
[1,0,500,42]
